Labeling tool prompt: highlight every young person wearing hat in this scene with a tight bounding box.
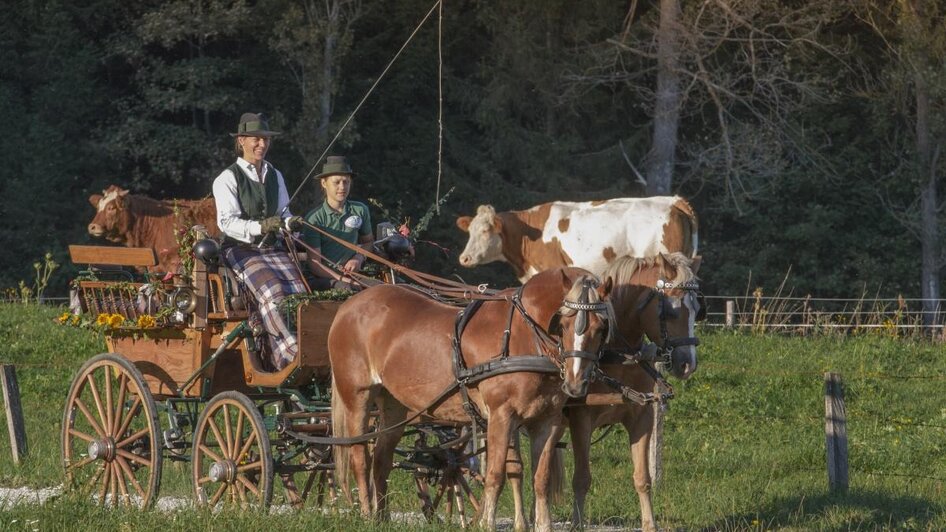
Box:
[301,155,374,290]
[212,112,305,370]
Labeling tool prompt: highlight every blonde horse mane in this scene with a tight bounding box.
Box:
[602,252,697,299]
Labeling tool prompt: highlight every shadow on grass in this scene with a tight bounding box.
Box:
[692,488,942,531]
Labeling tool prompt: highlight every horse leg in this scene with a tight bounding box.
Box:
[370,392,408,519]
[506,434,528,531]
[568,409,593,527]
[626,405,657,532]
[343,388,375,518]
[477,411,515,530]
[528,418,565,532]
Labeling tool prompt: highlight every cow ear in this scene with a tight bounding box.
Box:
[89,194,102,208]
[456,216,472,232]
[492,214,503,233]
[690,255,702,275]
[118,188,130,197]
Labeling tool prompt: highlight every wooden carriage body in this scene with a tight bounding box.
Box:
[69,244,339,399]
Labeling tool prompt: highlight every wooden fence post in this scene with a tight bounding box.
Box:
[1,364,28,464]
[725,300,735,328]
[824,372,848,491]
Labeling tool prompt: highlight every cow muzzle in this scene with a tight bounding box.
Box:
[88,223,104,237]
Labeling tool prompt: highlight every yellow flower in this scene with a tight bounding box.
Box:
[136,314,156,328]
[57,312,71,324]
[96,313,110,326]
[108,314,125,328]
[71,315,80,326]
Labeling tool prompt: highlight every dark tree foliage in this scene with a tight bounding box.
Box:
[2,0,942,301]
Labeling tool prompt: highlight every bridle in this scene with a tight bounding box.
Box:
[560,277,615,363]
[637,278,703,362]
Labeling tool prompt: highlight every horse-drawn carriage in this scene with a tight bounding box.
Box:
[61,224,703,531]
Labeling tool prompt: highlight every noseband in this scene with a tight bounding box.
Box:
[637,278,702,361]
[561,278,615,362]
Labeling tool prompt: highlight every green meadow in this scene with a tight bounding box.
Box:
[1,303,944,530]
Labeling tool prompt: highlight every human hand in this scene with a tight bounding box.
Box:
[260,216,282,234]
[285,216,304,231]
[342,255,364,273]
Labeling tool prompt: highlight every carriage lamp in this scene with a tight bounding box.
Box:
[169,286,198,323]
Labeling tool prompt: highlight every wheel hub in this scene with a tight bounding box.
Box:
[208,460,237,483]
[88,438,116,462]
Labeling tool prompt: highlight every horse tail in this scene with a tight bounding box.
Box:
[548,446,565,505]
[331,376,351,497]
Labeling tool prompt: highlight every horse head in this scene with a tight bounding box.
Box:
[606,253,703,380]
[553,272,614,398]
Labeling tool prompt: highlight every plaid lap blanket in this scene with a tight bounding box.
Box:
[223,246,307,370]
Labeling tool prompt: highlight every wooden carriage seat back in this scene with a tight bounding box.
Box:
[69,245,157,268]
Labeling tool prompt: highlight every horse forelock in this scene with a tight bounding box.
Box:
[604,253,697,288]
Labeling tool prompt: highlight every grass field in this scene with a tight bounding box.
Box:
[1,303,945,530]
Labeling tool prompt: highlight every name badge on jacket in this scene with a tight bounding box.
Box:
[344,215,363,230]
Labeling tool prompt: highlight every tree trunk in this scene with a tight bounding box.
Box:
[909,0,940,330]
[645,0,681,196]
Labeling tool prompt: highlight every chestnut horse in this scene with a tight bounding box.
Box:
[329,267,612,531]
[568,252,702,532]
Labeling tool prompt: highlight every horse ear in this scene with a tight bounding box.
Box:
[547,313,563,337]
[456,216,472,232]
[690,255,702,275]
[89,194,102,208]
[598,276,613,298]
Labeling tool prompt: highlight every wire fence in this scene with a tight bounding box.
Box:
[702,294,946,334]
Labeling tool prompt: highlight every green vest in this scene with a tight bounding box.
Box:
[228,162,281,220]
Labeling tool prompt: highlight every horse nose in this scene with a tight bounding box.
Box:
[561,380,588,399]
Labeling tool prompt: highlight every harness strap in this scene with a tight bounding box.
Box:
[453,300,488,428]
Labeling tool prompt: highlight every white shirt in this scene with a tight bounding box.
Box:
[212,158,293,243]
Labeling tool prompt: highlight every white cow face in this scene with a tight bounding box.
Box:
[456,205,506,267]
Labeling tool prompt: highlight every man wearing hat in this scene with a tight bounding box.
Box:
[212,112,305,370]
[301,155,374,290]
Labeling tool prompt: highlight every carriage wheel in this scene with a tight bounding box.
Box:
[61,353,163,508]
[192,391,273,509]
[412,425,484,526]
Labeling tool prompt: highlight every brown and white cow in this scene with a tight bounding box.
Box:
[455,196,698,282]
[87,185,219,273]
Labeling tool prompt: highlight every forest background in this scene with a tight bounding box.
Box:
[2,0,944,320]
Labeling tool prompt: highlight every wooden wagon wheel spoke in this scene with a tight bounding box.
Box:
[104,363,114,438]
[84,374,109,434]
[113,396,142,440]
[114,462,131,506]
[67,428,97,445]
[111,373,129,436]
[115,455,146,499]
[115,427,150,450]
[74,397,107,439]
[234,432,258,464]
[207,416,230,458]
[116,448,152,468]
[98,462,112,505]
[198,444,224,465]
[209,483,228,506]
[236,460,262,474]
[236,474,261,498]
[233,410,244,462]
[62,354,162,509]
[223,405,235,459]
